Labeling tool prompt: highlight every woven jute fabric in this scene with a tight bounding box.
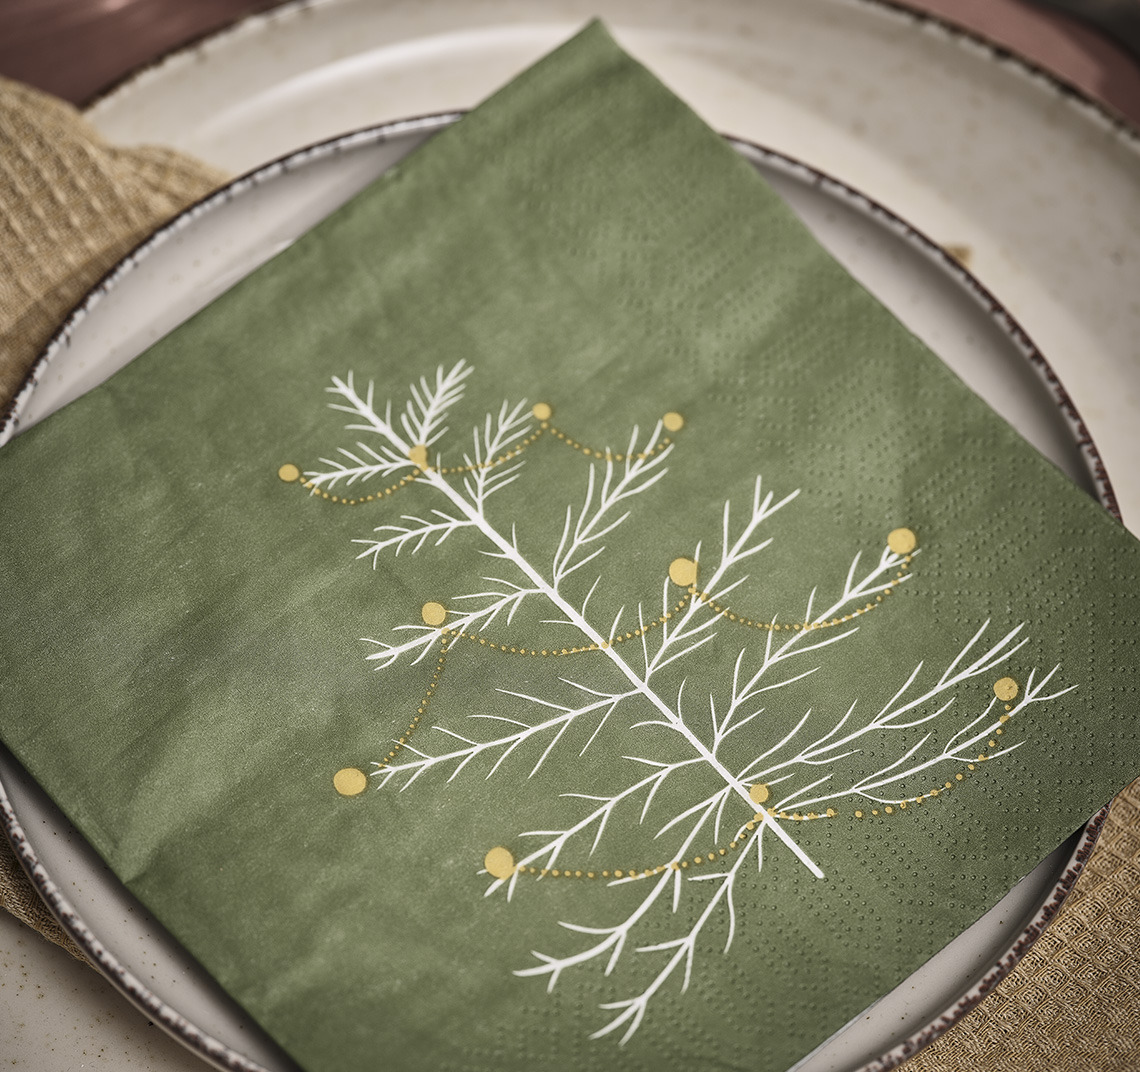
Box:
[0,76,227,410]
[0,71,1137,1071]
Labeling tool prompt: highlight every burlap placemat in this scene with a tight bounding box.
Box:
[0,76,227,409]
[0,72,1137,1071]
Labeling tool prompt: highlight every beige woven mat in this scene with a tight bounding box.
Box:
[1,73,1138,1071]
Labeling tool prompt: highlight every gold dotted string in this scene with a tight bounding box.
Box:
[482,786,787,882]
[769,676,1019,820]
[278,462,423,506]
[378,636,450,769]
[484,806,773,882]
[423,530,917,659]
[670,528,916,635]
[415,426,546,475]
[281,403,682,505]
[540,405,682,464]
[332,634,450,796]
[481,676,1022,873]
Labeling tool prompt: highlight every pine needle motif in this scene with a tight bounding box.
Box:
[290,360,1074,1044]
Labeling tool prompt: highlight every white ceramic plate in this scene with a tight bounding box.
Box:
[0,114,1109,1072]
[80,0,1140,533]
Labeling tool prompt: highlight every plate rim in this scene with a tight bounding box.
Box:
[80,0,1140,146]
[0,114,1117,1072]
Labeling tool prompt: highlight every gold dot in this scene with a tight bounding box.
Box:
[333,768,368,797]
[887,528,917,555]
[669,557,698,587]
[484,847,516,880]
[994,677,1019,702]
[662,411,684,432]
[408,444,429,466]
[749,783,770,805]
[277,463,301,483]
[532,402,553,421]
[421,601,447,626]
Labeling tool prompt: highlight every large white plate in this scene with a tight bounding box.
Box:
[0,114,1109,1072]
[79,0,1140,533]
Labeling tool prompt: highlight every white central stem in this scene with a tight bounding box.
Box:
[415,461,823,879]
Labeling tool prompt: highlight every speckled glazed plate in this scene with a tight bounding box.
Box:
[0,114,1110,1072]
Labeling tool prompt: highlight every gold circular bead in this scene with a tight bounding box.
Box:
[333,768,368,797]
[484,846,516,880]
[668,556,698,587]
[749,783,770,805]
[421,601,447,627]
[887,527,918,555]
[993,677,1019,702]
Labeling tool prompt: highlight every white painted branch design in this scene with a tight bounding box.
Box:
[297,361,1071,1044]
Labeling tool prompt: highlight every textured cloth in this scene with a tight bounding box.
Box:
[0,76,227,417]
[908,785,1140,1070]
[0,834,85,961]
[1,35,1140,1072]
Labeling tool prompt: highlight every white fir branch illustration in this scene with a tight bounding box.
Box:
[291,360,1074,1045]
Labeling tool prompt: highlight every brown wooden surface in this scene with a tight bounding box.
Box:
[0,0,277,106]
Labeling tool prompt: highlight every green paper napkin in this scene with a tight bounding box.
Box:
[2,22,1139,1072]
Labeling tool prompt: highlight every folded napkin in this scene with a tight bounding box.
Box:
[2,22,1139,1072]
